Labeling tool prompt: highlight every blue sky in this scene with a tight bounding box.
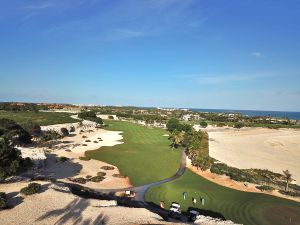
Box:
[0,0,300,111]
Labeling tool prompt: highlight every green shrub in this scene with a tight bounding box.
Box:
[210,163,255,183]
[234,122,244,129]
[90,176,105,183]
[22,120,42,137]
[78,111,103,125]
[57,156,69,162]
[20,183,41,195]
[0,118,32,144]
[256,185,275,192]
[193,156,213,171]
[0,192,7,209]
[112,174,126,178]
[100,166,114,170]
[79,156,91,161]
[82,135,87,138]
[0,139,31,180]
[60,128,69,137]
[200,121,208,128]
[278,190,300,198]
[69,177,87,184]
[97,172,106,176]
[41,130,62,142]
[82,144,88,146]
[85,140,91,142]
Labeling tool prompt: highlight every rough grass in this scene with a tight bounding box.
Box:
[0,111,77,126]
[86,120,181,186]
[145,169,300,225]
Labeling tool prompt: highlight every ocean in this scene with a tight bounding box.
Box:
[190,108,300,120]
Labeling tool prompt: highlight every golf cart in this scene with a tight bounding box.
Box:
[188,209,200,222]
[168,202,181,219]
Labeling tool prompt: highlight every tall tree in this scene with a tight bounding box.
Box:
[169,131,184,151]
[282,169,293,191]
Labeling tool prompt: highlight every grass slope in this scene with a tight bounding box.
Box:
[86,120,181,186]
[0,111,77,126]
[145,169,300,225]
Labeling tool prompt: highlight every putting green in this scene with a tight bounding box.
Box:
[145,169,300,225]
[86,120,181,186]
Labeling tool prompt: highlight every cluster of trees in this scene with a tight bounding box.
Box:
[166,118,192,133]
[166,118,212,171]
[78,111,103,125]
[116,112,166,123]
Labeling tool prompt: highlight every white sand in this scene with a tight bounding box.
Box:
[208,127,300,184]
[0,182,168,225]
[20,121,130,189]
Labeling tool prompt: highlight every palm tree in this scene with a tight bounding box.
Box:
[169,131,184,151]
[282,169,293,192]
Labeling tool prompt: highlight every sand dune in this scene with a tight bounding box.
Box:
[208,127,300,184]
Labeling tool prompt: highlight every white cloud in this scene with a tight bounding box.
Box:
[24,4,52,10]
[251,52,265,58]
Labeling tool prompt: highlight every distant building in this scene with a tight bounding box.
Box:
[182,114,200,121]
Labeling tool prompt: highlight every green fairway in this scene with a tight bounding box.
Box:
[0,111,78,126]
[146,169,300,225]
[86,120,181,186]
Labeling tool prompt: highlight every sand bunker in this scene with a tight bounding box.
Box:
[20,121,131,189]
[208,127,300,184]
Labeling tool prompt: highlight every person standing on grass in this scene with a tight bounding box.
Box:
[192,197,197,205]
[201,197,205,206]
[183,192,187,200]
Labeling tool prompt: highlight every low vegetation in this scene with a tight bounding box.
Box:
[0,118,32,144]
[256,185,275,192]
[0,111,77,126]
[199,120,208,128]
[60,127,69,137]
[79,156,91,161]
[0,139,32,180]
[56,156,69,162]
[90,176,105,182]
[40,130,62,142]
[100,166,115,170]
[113,174,126,178]
[97,172,106,176]
[78,111,103,125]
[0,192,7,210]
[20,183,41,195]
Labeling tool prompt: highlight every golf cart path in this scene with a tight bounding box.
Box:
[94,149,187,203]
